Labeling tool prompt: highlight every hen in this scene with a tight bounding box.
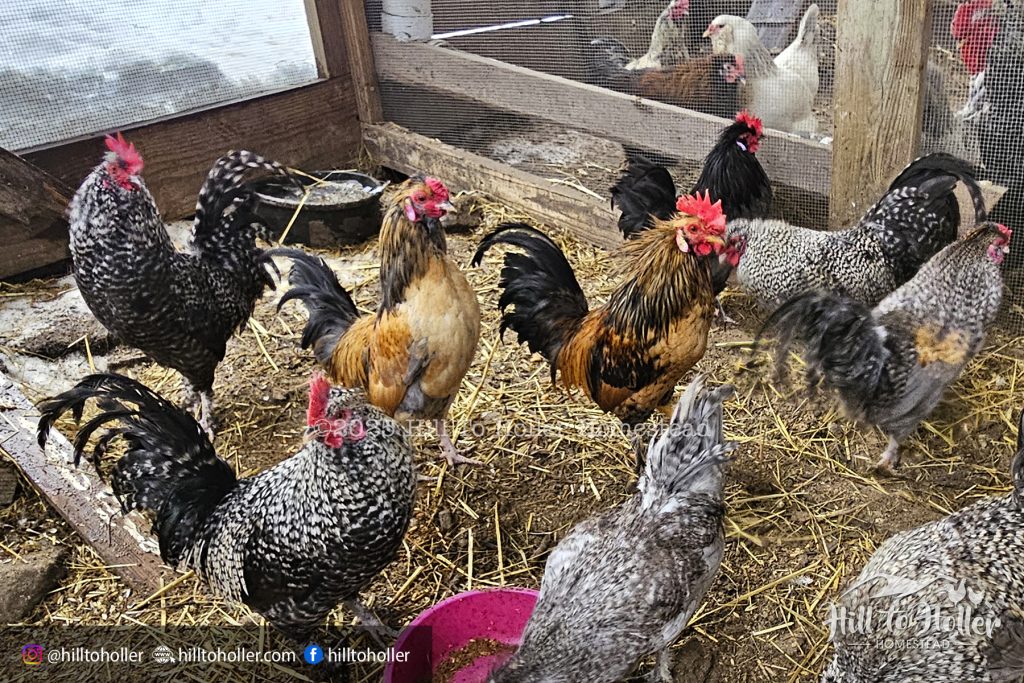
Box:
[586,44,745,120]
[773,3,820,98]
[68,134,296,434]
[37,373,415,648]
[612,111,771,303]
[471,193,727,434]
[623,0,692,69]
[760,222,1011,472]
[729,153,986,310]
[488,377,734,683]
[823,409,1024,682]
[704,9,818,133]
[273,177,481,466]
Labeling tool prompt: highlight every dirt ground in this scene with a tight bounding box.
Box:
[1,197,1022,683]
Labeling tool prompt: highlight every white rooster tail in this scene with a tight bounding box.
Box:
[639,376,736,505]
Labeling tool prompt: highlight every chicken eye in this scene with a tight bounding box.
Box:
[413,192,427,202]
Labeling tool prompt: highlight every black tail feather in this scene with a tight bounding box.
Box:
[192,150,300,239]
[36,374,236,565]
[610,156,677,239]
[270,248,360,365]
[885,152,987,225]
[472,223,589,370]
[757,291,889,409]
[584,37,641,93]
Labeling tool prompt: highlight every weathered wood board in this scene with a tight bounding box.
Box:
[0,148,73,279]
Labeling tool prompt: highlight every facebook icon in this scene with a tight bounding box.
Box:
[304,644,324,665]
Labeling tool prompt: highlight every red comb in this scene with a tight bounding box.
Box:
[676,191,727,235]
[424,177,449,201]
[307,374,331,427]
[736,111,763,139]
[104,132,144,174]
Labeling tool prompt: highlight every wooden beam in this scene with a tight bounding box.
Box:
[0,373,168,593]
[339,0,385,125]
[0,149,73,279]
[829,0,931,227]
[364,122,622,249]
[25,79,361,221]
[371,33,831,198]
[746,0,807,52]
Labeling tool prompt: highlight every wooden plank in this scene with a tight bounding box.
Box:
[25,79,361,221]
[829,0,931,227]
[372,33,831,198]
[338,0,385,124]
[446,19,589,81]
[0,373,168,593]
[364,122,622,249]
[0,149,74,279]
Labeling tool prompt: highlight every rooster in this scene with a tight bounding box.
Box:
[488,377,735,683]
[586,46,745,120]
[704,8,818,133]
[823,408,1024,682]
[760,222,1011,472]
[273,177,482,466]
[471,192,727,435]
[611,111,771,313]
[729,153,986,311]
[37,373,415,648]
[68,134,297,434]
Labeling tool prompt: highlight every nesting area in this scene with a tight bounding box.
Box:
[1,190,1020,683]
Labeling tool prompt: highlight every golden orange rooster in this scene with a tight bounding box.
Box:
[273,177,482,466]
[472,193,729,436]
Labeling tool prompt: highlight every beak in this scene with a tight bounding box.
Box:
[704,235,726,248]
[702,27,714,38]
[302,426,317,444]
[438,201,456,214]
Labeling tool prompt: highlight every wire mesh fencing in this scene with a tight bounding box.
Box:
[0,0,319,152]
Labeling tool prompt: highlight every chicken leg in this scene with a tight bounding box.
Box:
[646,648,674,683]
[435,419,482,466]
[874,436,902,475]
[344,598,399,648]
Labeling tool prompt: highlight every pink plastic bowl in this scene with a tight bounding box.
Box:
[383,587,539,683]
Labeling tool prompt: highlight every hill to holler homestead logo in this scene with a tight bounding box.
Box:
[827,573,1001,649]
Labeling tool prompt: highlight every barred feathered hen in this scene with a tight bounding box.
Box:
[37,373,415,646]
[489,377,735,683]
[823,408,1024,681]
[761,222,1010,471]
[68,135,297,434]
[730,153,986,310]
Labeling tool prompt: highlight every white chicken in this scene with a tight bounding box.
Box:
[704,5,819,134]
[626,0,691,69]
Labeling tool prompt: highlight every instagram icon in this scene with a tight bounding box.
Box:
[21,644,44,666]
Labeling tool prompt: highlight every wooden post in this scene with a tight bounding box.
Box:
[338,0,385,125]
[829,0,932,227]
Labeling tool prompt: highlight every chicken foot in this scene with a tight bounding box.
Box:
[874,436,902,475]
[646,648,674,683]
[435,419,482,466]
[344,598,399,648]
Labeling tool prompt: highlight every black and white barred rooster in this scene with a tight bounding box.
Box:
[37,373,415,646]
[761,222,1010,472]
[823,407,1024,681]
[489,376,735,683]
[67,134,297,433]
[728,153,986,310]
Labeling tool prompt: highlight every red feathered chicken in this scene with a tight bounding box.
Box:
[472,193,728,440]
[273,177,481,466]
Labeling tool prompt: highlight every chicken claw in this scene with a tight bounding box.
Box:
[344,599,399,648]
[872,437,901,476]
[436,419,482,466]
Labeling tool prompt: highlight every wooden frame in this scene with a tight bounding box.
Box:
[21,0,365,223]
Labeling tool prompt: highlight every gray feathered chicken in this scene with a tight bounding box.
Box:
[37,373,415,645]
[488,376,735,683]
[729,153,985,310]
[68,134,297,433]
[761,222,1011,471]
[823,408,1024,682]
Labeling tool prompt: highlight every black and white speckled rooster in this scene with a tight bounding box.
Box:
[728,153,985,310]
[37,373,415,646]
[823,408,1024,682]
[761,222,1011,472]
[488,376,735,683]
[67,134,297,434]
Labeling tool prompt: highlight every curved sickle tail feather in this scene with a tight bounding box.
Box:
[472,223,590,380]
[37,374,237,565]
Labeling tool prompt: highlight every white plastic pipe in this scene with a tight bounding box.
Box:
[382,0,433,42]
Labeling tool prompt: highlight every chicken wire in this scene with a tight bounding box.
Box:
[923,0,1024,333]
[0,0,319,151]
[368,0,836,229]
